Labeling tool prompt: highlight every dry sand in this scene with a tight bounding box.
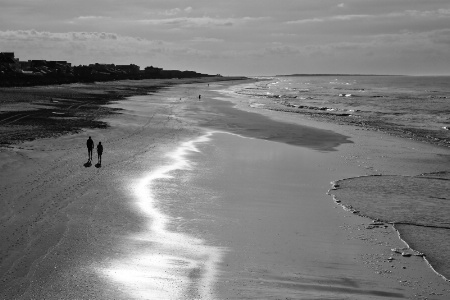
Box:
[0,78,449,299]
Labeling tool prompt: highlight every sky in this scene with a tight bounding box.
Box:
[1,0,450,76]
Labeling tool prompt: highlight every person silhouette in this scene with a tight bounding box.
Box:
[86,136,94,161]
[97,142,103,165]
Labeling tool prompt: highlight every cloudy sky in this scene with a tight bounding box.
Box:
[1,0,450,76]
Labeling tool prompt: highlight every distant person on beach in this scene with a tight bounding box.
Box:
[199,95,201,100]
[97,142,103,164]
[87,136,94,161]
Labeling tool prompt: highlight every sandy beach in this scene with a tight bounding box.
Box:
[1,78,450,299]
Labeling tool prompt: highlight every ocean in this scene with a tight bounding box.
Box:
[230,75,450,147]
[222,76,450,281]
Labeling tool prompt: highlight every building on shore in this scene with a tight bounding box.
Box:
[0,52,21,74]
[116,64,140,75]
[0,51,211,86]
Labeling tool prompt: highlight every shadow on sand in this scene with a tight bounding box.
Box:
[95,163,101,168]
[84,161,92,167]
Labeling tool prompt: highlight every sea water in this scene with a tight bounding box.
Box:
[230,75,450,147]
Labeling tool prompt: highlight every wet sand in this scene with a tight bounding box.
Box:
[174,132,410,299]
[1,79,450,299]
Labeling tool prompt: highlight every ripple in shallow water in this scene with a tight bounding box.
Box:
[329,171,450,280]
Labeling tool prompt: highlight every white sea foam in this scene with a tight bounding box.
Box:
[102,132,224,299]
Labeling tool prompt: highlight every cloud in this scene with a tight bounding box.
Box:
[270,33,299,38]
[76,16,110,20]
[158,7,193,16]
[285,14,372,24]
[285,8,450,25]
[66,15,112,25]
[190,37,224,43]
[285,18,324,25]
[429,28,450,44]
[404,8,450,18]
[218,27,450,60]
[137,16,267,28]
[0,29,215,66]
[0,30,120,42]
[309,29,450,57]
[6,27,446,61]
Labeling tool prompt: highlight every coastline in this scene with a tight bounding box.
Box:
[0,78,449,299]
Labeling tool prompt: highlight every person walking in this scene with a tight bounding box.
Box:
[97,142,103,165]
[87,136,94,161]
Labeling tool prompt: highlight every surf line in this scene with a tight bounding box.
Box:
[104,131,225,300]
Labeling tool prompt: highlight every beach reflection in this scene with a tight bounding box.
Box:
[102,132,224,300]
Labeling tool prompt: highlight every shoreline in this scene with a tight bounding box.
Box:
[1,78,449,298]
[392,225,449,283]
[329,178,450,283]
